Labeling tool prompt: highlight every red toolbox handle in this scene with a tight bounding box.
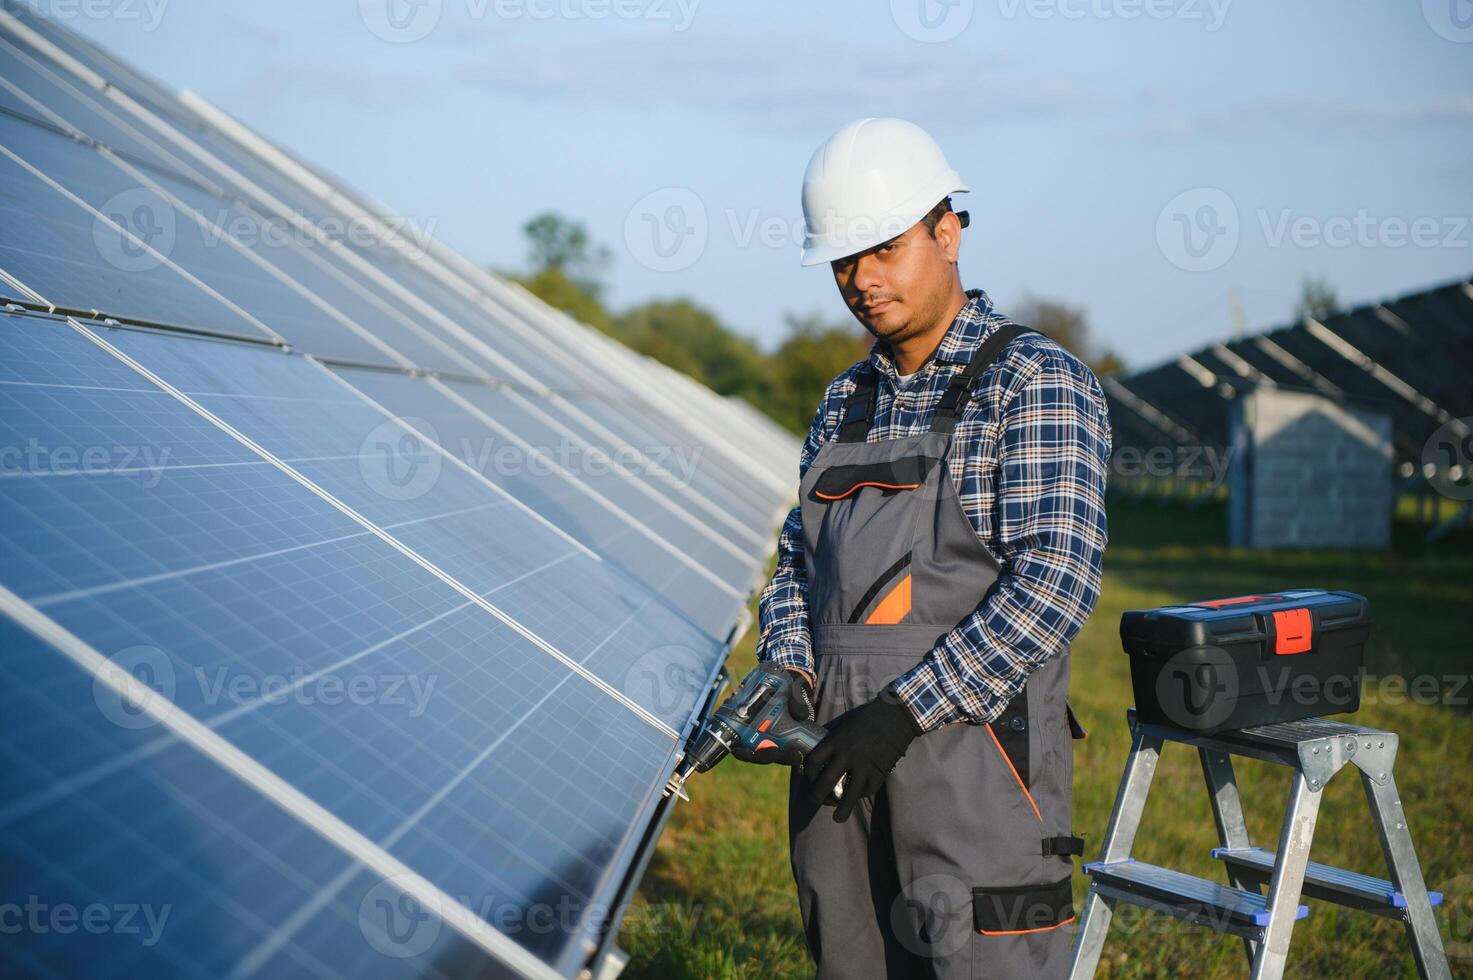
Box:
[1194,594,1279,608]
[1272,608,1313,655]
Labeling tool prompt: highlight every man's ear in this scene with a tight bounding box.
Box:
[934,210,965,263]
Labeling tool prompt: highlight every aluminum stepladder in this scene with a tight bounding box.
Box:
[1069,711,1450,980]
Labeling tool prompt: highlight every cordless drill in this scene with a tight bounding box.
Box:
[665,662,845,800]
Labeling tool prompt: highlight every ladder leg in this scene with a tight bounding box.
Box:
[1362,772,1451,980]
[1199,748,1260,966]
[1070,723,1164,980]
[1249,772,1322,980]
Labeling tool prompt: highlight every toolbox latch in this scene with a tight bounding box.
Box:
[1272,608,1313,655]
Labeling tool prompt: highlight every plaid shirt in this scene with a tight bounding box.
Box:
[756,288,1112,732]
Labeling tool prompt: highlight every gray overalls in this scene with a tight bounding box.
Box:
[790,324,1084,980]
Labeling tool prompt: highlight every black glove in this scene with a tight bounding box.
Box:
[746,669,815,764]
[804,691,922,822]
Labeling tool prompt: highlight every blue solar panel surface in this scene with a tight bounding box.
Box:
[98,325,729,725]
[0,5,804,976]
[0,311,695,976]
[344,367,759,623]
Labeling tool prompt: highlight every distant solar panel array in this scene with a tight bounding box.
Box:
[1102,276,1473,494]
[0,4,797,977]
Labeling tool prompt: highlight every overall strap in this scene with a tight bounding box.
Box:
[835,361,880,443]
[929,323,1036,435]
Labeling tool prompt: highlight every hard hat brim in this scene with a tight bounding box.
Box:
[800,178,970,267]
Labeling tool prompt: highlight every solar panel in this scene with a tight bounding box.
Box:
[1220,336,1307,388]
[1109,276,1473,478]
[0,5,795,498]
[0,120,281,341]
[559,390,781,534]
[1383,287,1473,409]
[0,31,222,190]
[89,322,724,729]
[0,4,798,976]
[0,38,796,517]
[0,112,504,373]
[0,309,689,976]
[340,367,761,621]
[1331,308,1472,421]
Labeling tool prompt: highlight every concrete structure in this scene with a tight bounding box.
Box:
[1228,387,1394,549]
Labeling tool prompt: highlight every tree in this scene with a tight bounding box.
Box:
[522,211,612,299]
[766,313,871,434]
[1011,293,1124,378]
[515,266,614,334]
[505,212,615,334]
[613,299,770,403]
[1296,275,1338,322]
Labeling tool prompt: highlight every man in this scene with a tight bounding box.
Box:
[751,118,1112,979]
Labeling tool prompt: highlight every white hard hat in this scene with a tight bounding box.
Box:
[799,117,969,267]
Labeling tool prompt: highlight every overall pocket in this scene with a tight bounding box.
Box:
[809,453,940,501]
[972,876,1075,935]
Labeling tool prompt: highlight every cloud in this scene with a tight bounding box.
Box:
[234,61,432,111]
[1107,93,1473,142]
[219,15,287,47]
[450,30,1111,134]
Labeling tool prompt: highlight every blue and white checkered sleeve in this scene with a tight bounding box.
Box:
[755,374,855,684]
[890,349,1112,731]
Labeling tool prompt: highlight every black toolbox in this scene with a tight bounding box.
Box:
[1120,589,1370,734]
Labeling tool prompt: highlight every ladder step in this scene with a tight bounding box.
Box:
[1212,847,1444,916]
[1084,859,1308,935]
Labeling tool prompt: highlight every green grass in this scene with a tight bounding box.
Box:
[620,499,1473,979]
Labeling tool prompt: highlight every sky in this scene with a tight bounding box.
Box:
[45,0,1473,371]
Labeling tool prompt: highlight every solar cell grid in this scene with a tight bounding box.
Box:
[347,368,759,601]
[560,390,777,534]
[0,310,693,976]
[96,324,723,730]
[443,378,756,562]
[0,120,278,340]
[0,33,220,191]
